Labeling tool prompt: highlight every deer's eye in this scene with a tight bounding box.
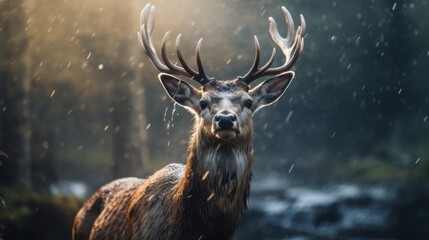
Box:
[199,101,208,110]
[244,100,253,109]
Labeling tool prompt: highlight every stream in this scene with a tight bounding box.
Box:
[236,172,429,240]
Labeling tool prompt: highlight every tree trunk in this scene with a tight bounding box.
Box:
[110,0,149,179]
[111,72,150,178]
[0,0,31,188]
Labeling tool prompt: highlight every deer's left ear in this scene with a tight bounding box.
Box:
[249,71,294,111]
[159,73,201,110]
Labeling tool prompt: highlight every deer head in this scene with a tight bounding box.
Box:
[138,4,305,143]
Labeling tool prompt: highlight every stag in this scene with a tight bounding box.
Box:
[73,4,305,240]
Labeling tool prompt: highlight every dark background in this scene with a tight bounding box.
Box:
[1,0,428,239]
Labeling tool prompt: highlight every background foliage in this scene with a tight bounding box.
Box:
[1,0,428,239]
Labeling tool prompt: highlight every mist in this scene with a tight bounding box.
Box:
[1,0,429,239]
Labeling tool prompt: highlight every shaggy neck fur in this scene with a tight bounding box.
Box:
[174,119,254,239]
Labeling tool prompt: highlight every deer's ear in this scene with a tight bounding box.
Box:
[250,71,294,111]
[159,73,201,109]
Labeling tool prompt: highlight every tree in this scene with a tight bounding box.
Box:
[78,0,150,179]
[110,1,150,178]
[0,0,31,188]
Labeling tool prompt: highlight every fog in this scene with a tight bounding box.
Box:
[1,0,428,239]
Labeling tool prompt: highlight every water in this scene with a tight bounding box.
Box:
[236,171,429,240]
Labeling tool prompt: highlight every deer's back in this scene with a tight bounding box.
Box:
[72,163,185,240]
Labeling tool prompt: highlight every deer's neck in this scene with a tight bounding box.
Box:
[174,126,253,238]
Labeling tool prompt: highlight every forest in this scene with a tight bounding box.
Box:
[1,0,428,239]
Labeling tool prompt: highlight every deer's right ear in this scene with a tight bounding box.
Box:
[159,73,201,109]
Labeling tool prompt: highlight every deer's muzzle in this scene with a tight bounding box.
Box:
[215,113,236,130]
[213,112,239,140]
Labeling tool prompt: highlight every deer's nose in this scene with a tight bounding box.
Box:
[215,113,237,130]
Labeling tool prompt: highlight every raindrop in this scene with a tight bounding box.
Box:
[87,52,92,60]
[398,88,402,95]
[164,105,169,122]
[0,196,6,208]
[207,193,215,201]
[146,123,151,130]
[202,171,209,181]
[415,158,420,164]
[355,36,361,46]
[104,125,109,131]
[263,123,269,130]
[50,90,56,98]
[285,111,293,124]
[148,194,155,202]
[171,103,177,123]
[392,2,397,11]
[98,64,104,70]
[424,116,428,122]
[288,164,294,173]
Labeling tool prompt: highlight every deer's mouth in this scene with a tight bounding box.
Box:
[213,129,240,141]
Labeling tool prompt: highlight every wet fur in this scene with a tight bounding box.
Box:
[72,116,253,240]
[74,3,301,238]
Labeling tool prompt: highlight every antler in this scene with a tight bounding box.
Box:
[239,6,306,84]
[137,4,212,85]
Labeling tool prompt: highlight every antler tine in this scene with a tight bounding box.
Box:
[161,32,183,74]
[300,14,307,44]
[195,39,211,85]
[239,36,261,81]
[138,3,212,85]
[175,34,199,78]
[239,6,305,85]
[138,5,168,72]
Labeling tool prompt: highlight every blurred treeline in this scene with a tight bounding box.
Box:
[0,0,429,239]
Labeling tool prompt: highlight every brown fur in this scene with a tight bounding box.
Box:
[72,72,296,240]
[73,4,304,239]
[73,110,253,240]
